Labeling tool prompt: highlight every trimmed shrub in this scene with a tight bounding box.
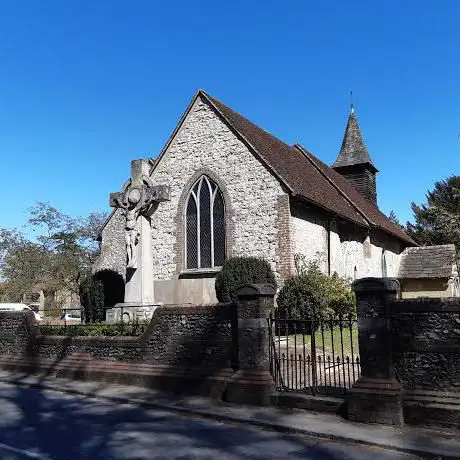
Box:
[276,260,355,323]
[38,321,148,337]
[215,256,276,302]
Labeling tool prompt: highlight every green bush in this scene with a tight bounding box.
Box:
[276,260,355,322]
[78,275,104,322]
[215,256,276,302]
[38,321,149,337]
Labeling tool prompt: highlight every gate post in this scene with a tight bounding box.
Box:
[346,277,404,426]
[225,283,276,406]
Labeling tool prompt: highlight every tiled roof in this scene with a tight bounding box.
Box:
[297,146,414,244]
[333,110,377,170]
[202,91,415,246]
[398,244,457,279]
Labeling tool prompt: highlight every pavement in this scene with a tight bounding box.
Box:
[0,371,458,459]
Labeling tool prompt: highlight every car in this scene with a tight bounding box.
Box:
[0,303,43,322]
[60,312,82,322]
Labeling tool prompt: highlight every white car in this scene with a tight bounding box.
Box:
[60,312,81,322]
[0,303,43,322]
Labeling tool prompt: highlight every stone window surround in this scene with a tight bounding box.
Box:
[184,175,225,270]
[173,168,235,277]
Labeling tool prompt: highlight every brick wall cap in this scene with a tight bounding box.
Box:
[235,283,276,298]
[353,277,401,294]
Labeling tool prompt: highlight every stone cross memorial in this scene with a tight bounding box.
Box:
[110,159,170,305]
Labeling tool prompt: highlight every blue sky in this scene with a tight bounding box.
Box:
[0,1,459,231]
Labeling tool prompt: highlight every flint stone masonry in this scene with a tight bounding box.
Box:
[94,208,126,279]
[33,337,143,363]
[0,305,237,370]
[0,293,278,404]
[151,97,287,281]
[97,96,288,291]
[391,298,460,391]
[143,303,236,368]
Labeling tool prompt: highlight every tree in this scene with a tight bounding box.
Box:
[406,176,460,251]
[388,210,404,230]
[0,202,108,303]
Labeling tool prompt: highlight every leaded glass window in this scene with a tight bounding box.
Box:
[185,176,226,269]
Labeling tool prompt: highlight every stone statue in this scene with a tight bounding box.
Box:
[125,208,139,268]
[110,160,171,272]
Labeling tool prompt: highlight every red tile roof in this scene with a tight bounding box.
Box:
[202,91,415,246]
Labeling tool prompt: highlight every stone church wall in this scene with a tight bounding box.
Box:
[150,96,288,285]
[291,204,328,273]
[93,208,126,280]
[291,203,403,281]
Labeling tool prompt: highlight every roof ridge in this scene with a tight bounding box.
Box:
[294,144,371,227]
[200,91,296,193]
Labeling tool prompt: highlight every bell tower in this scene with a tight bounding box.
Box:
[332,105,378,205]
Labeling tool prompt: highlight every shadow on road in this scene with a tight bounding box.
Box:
[0,380,360,460]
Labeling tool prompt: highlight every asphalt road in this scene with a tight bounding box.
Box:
[0,382,422,460]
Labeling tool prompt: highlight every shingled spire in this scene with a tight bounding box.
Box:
[332,106,379,205]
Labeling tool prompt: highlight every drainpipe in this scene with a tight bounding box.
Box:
[327,218,332,276]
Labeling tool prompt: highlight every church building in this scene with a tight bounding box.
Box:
[95,90,417,305]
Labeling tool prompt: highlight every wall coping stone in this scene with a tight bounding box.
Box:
[153,303,234,315]
[235,284,276,298]
[36,335,141,347]
[353,277,401,293]
[392,298,460,313]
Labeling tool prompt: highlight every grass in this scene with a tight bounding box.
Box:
[274,324,359,359]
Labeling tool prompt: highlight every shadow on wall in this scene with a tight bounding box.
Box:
[94,270,125,308]
[0,302,239,399]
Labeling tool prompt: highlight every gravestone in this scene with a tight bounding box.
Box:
[110,159,170,305]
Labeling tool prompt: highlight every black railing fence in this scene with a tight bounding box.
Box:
[269,313,361,396]
[37,305,154,337]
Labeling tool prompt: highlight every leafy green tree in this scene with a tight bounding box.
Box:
[0,202,107,302]
[388,210,404,229]
[406,176,460,251]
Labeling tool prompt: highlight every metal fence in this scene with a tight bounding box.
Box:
[37,305,156,336]
[269,313,361,396]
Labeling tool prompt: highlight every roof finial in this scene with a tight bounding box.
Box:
[350,90,354,113]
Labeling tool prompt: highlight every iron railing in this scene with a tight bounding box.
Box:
[269,313,361,396]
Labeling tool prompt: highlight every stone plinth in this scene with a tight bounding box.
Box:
[347,277,404,426]
[225,284,275,406]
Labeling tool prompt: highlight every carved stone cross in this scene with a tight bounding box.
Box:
[110,159,170,304]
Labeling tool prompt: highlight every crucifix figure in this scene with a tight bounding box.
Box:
[110,159,171,304]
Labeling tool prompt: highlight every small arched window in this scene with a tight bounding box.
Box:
[185,176,226,269]
[381,249,388,277]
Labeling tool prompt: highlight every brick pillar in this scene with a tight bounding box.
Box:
[225,283,276,406]
[347,277,404,426]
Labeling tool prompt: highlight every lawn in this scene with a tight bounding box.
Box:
[274,324,359,360]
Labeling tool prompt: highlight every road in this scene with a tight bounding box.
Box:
[0,382,422,460]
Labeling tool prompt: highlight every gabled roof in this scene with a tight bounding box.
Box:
[198,91,415,246]
[333,109,377,171]
[295,145,414,244]
[398,244,457,279]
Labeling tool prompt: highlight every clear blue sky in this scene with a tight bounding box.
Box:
[1,1,459,231]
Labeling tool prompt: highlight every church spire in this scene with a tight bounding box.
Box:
[332,104,379,205]
[333,107,376,170]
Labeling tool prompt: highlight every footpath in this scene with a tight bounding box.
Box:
[0,371,458,459]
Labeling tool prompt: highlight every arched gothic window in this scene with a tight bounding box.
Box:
[185,176,226,269]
